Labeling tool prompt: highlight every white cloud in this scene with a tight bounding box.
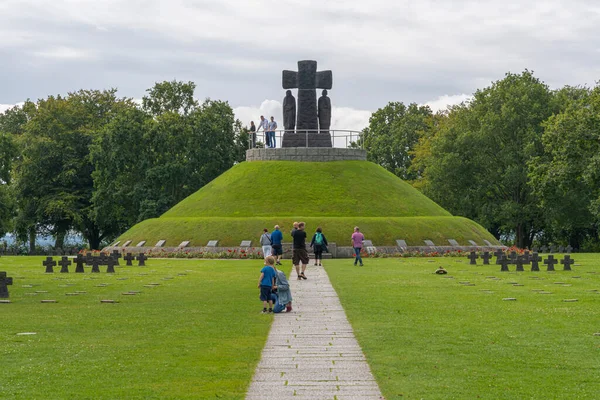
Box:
[423,94,472,112]
[32,46,97,60]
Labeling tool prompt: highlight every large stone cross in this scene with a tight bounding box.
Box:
[0,271,13,298]
[282,60,332,131]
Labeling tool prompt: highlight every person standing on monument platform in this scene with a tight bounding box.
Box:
[257,115,270,147]
[292,222,309,280]
[249,121,257,148]
[351,226,365,266]
[268,116,278,148]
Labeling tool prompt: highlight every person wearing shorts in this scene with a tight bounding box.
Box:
[291,222,309,280]
[258,256,277,313]
[271,225,283,265]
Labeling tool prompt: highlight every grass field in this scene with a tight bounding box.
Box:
[4,255,596,399]
[326,254,600,399]
[0,257,272,400]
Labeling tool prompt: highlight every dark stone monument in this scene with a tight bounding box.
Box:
[530,252,542,272]
[566,245,573,253]
[283,90,296,132]
[544,255,558,272]
[318,89,331,132]
[493,249,504,259]
[549,245,557,253]
[561,255,574,271]
[136,253,147,266]
[467,251,479,265]
[499,255,510,272]
[541,246,548,253]
[481,251,491,265]
[106,257,117,273]
[58,256,71,273]
[509,251,518,264]
[282,60,333,147]
[515,255,529,272]
[124,253,134,266]
[75,254,85,273]
[0,272,13,298]
[558,245,565,253]
[91,257,101,273]
[85,252,94,265]
[43,257,56,273]
[111,250,121,266]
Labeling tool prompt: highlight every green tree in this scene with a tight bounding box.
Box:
[416,71,554,248]
[529,85,599,248]
[142,80,198,116]
[362,102,433,181]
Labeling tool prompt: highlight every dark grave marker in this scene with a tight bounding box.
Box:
[0,272,13,298]
[563,299,578,302]
[136,253,147,266]
[549,245,557,253]
[41,300,57,303]
[98,253,108,265]
[58,256,71,273]
[509,251,518,264]
[124,253,134,266]
[558,246,565,253]
[106,257,117,273]
[530,252,541,271]
[43,257,56,273]
[111,250,122,265]
[494,249,504,261]
[100,299,119,303]
[561,255,574,271]
[91,257,101,273]
[75,254,85,273]
[467,251,479,265]
[540,246,548,253]
[544,255,558,271]
[85,252,94,265]
[532,246,539,253]
[499,255,510,272]
[481,251,491,265]
[566,245,573,253]
[515,255,525,271]
[503,298,517,301]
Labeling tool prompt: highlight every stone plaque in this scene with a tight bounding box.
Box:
[178,241,190,248]
[483,240,493,246]
[448,239,460,247]
[240,240,252,247]
[424,240,436,247]
[395,239,407,249]
[123,240,132,247]
[135,241,146,247]
[468,240,478,246]
[207,240,219,247]
[155,240,166,247]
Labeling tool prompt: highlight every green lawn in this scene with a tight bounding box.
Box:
[326,255,600,399]
[0,257,272,400]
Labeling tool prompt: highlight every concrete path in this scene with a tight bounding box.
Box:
[246,263,384,400]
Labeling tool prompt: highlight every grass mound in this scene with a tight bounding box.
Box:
[117,161,498,247]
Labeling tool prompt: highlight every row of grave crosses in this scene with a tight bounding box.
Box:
[466,250,575,272]
[43,251,148,274]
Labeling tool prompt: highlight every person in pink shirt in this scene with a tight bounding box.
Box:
[351,226,365,266]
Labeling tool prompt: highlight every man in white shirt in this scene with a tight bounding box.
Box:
[268,116,278,148]
[257,115,270,147]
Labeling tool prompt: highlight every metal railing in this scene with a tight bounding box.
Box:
[248,129,363,149]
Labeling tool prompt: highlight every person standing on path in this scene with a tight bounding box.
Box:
[257,115,270,147]
[291,222,309,280]
[270,225,283,265]
[268,116,278,148]
[258,256,277,313]
[351,226,365,266]
[260,228,272,258]
[309,227,328,267]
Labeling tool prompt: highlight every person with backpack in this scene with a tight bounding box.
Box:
[309,227,328,267]
[260,228,272,258]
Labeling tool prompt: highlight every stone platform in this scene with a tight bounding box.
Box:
[246,147,367,162]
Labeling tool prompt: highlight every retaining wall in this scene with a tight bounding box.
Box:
[246,147,367,162]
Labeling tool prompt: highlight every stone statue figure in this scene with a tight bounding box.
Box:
[318,89,331,132]
[283,90,296,132]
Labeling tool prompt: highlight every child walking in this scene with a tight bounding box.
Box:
[258,256,277,313]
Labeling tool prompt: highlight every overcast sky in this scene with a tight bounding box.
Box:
[1,0,600,131]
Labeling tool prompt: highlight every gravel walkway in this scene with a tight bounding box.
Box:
[246,263,384,400]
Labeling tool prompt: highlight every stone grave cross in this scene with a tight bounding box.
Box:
[75,254,85,273]
[111,250,122,266]
[136,253,148,266]
[544,255,558,271]
[91,257,101,273]
[58,256,72,273]
[106,256,117,273]
[481,251,491,265]
[43,256,56,273]
[467,251,479,265]
[530,252,541,271]
[560,255,574,271]
[124,253,135,266]
[498,255,510,272]
[0,271,13,298]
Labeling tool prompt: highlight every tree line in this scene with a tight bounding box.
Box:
[362,70,600,250]
[0,81,248,250]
